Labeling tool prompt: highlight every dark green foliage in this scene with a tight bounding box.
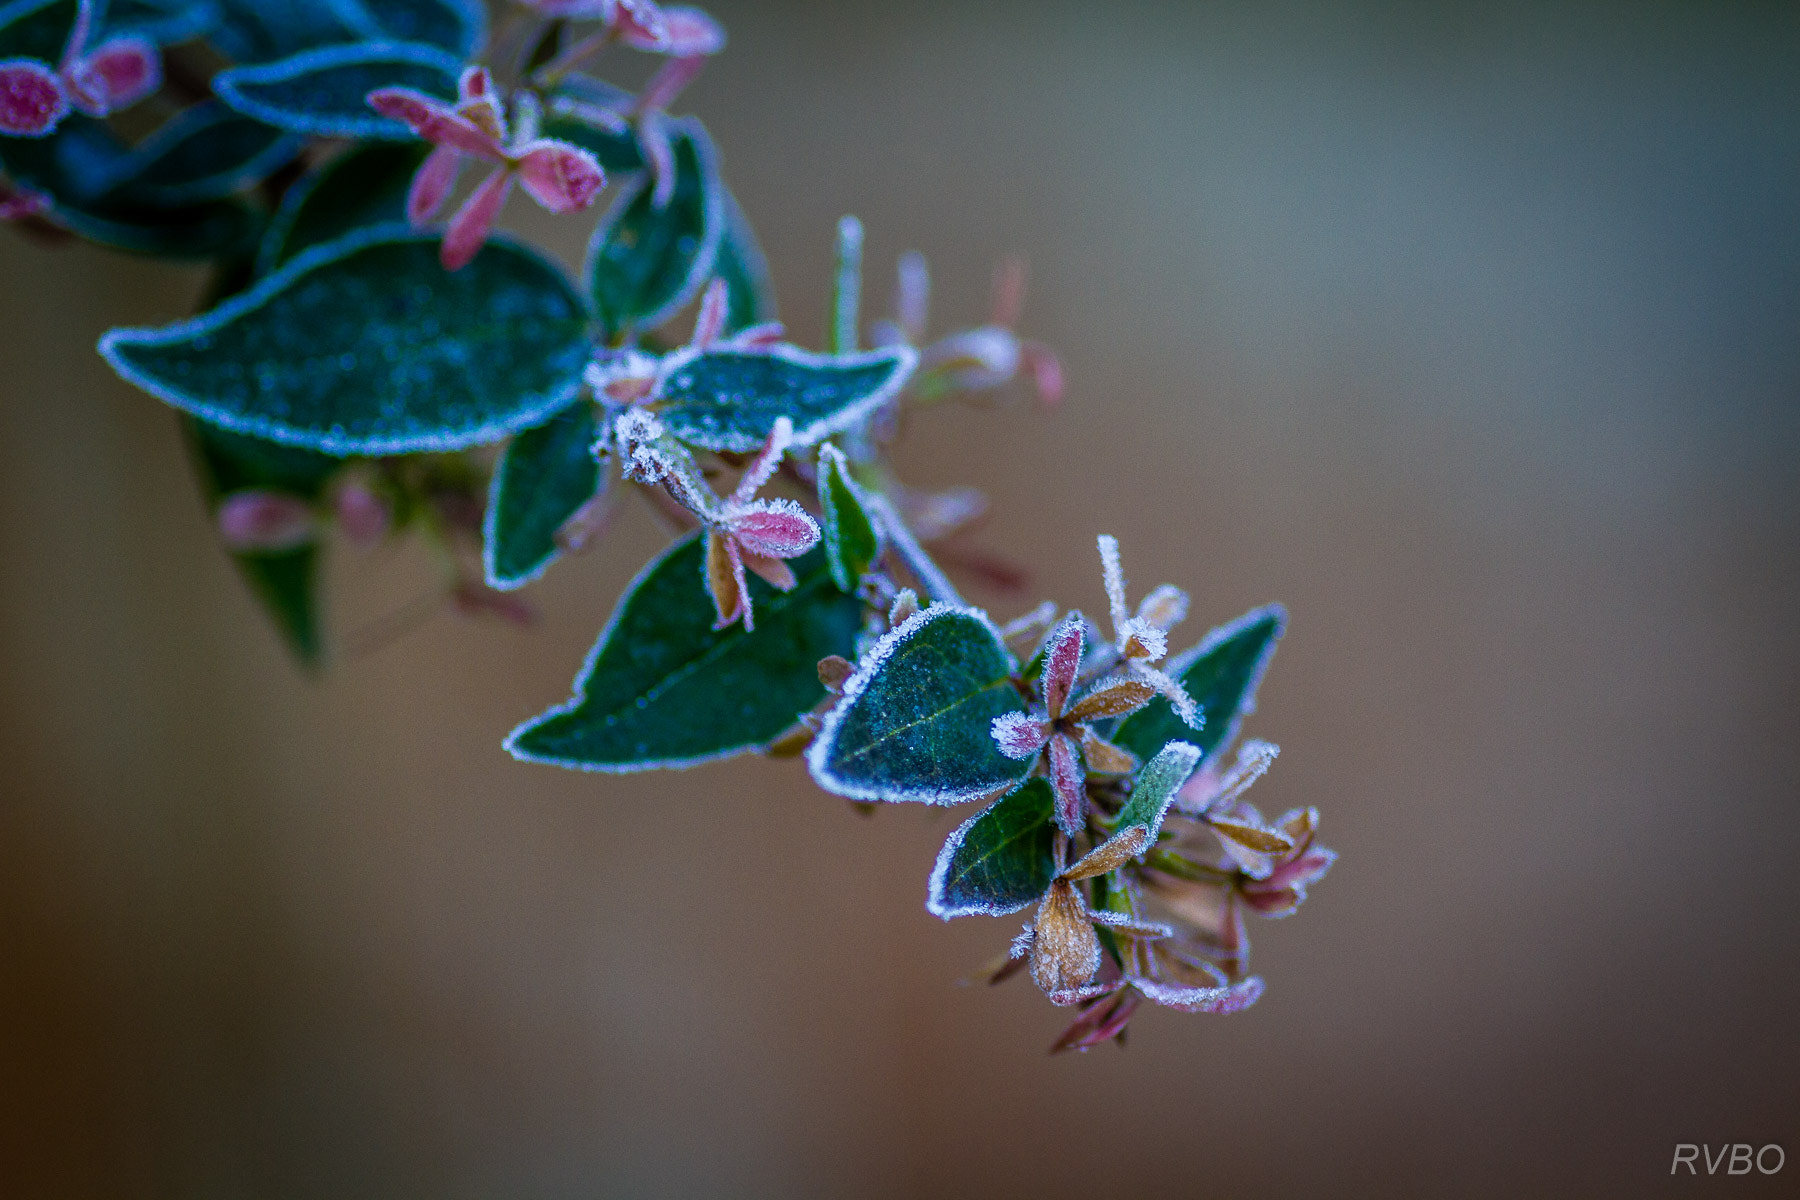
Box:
[807,605,1032,805]
[99,229,591,455]
[107,103,301,207]
[484,402,603,589]
[213,41,464,138]
[1114,740,1201,842]
[1113,605,1286,765]
[927,778,1057,918]
[257,141,428,272]
[335,0,482,55]
[585,118,721,337]
[655,345,915,454]
[816,443,878,592]
[185,418,342,665]
[507,536,864,770]
[716,190,774,334]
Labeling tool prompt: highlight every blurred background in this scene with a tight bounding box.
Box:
[3,0,1798,1195]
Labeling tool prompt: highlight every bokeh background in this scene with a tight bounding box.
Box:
[3,1,1798,1195]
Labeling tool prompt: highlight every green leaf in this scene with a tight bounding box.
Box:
[652,344,916,454]
[715,189,773,334]
[0,116,261,257]
[257,140,428,273]
[99,227,592,455]
[211,0,360,63]
[807,604,1032,805]
[106,102,301,207]
[102,0,222,45]
[1114,740,1202,843]
[327,0,483,55]
[584,117,722,337]
[1112,605,1286,766]
[0,0,77,59]
[213,42,463,139]
[483,401,602,590]
[507,535,863,771]
[816,442,878,592]
[185,417,342,666]
[926,777,1056,918]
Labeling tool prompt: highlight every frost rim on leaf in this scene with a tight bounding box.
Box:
[212,41,465,139]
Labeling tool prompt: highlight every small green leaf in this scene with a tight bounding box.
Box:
[211,0,360,63]
[927,777,1056,918]
[807,604,1032,805]
[106,102,301,207]
[102,0,221,46]
[483,402,603,590]
[257,141,428,273]
[507,535,863,771]
[816,442,878,592]
[1114,740,1202,843]
[0,0,78,59]
[829,214,862,354]
[584,117,722,337]
[213,42,463,139]
[185,417,342,666]
[1113,605,1286,765]
[327,0,483,55]
[652,344,916,454]
[715,189,774,334]
[100,228,592,455]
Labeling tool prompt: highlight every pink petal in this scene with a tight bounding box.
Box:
[990,711,1050,760]
[1022,340,1064,408]
[636,53,705,114]
[407,144,463,226]
[0,60,69,136]
[690,277,726,347]
[1048,731,1085,836]
[726,499,819,559]
[1039,612,1085,719]
[440,167,513,271]
[727,320,786,349]
[1050,991,1141,1054]
[651,8,726,56]
[332,481,390,548]
[610,0,670,48]
[451,582,537,626]
[458,65,492,103]
[515,140,605,213]
[740,550,796,591]
[367,87,504,159]
[217,490,316,551]
[1131,975,1264,1014]
[0,179,49,220]
[63,36,159,116]
[638,109,676,208]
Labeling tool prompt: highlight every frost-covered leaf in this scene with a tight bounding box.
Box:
[1114,740,1202,843]
[584,116,721,336]
[652,343,916,454]
[483,401,602,590]
[185,416,341,666]
[815,442,877,592]
[1113,604,1286,765]
[716,188,773,334]
[807,604,1032,805]
[99,227,591,455]
[327,0,482,55]
[541,78,644,171]
[214,41,462,139]
[211,0,360,63]
[257,140,427,272]
[102,0,221,46]
[106,102,301,207]
[0,115,259,256]
[507,535,862,770]
[927,777,1056,919]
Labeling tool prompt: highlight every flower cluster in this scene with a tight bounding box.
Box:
[0,0,157,137]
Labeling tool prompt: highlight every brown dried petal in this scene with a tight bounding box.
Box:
[1063,824,1151,881]
[1079,728,1139,776]
[1208,816,1295,854]
[1063,677,1157,723]
[817,655,854,691]
[1030,881,1101,994]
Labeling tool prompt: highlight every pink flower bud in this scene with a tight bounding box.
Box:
[0,60,69,136]
[63,36,158,116]
[516,140,605,213]
[725,499,819,560]
[217,490,316,552]
[332,481,390,548]
[407,144,464,226]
